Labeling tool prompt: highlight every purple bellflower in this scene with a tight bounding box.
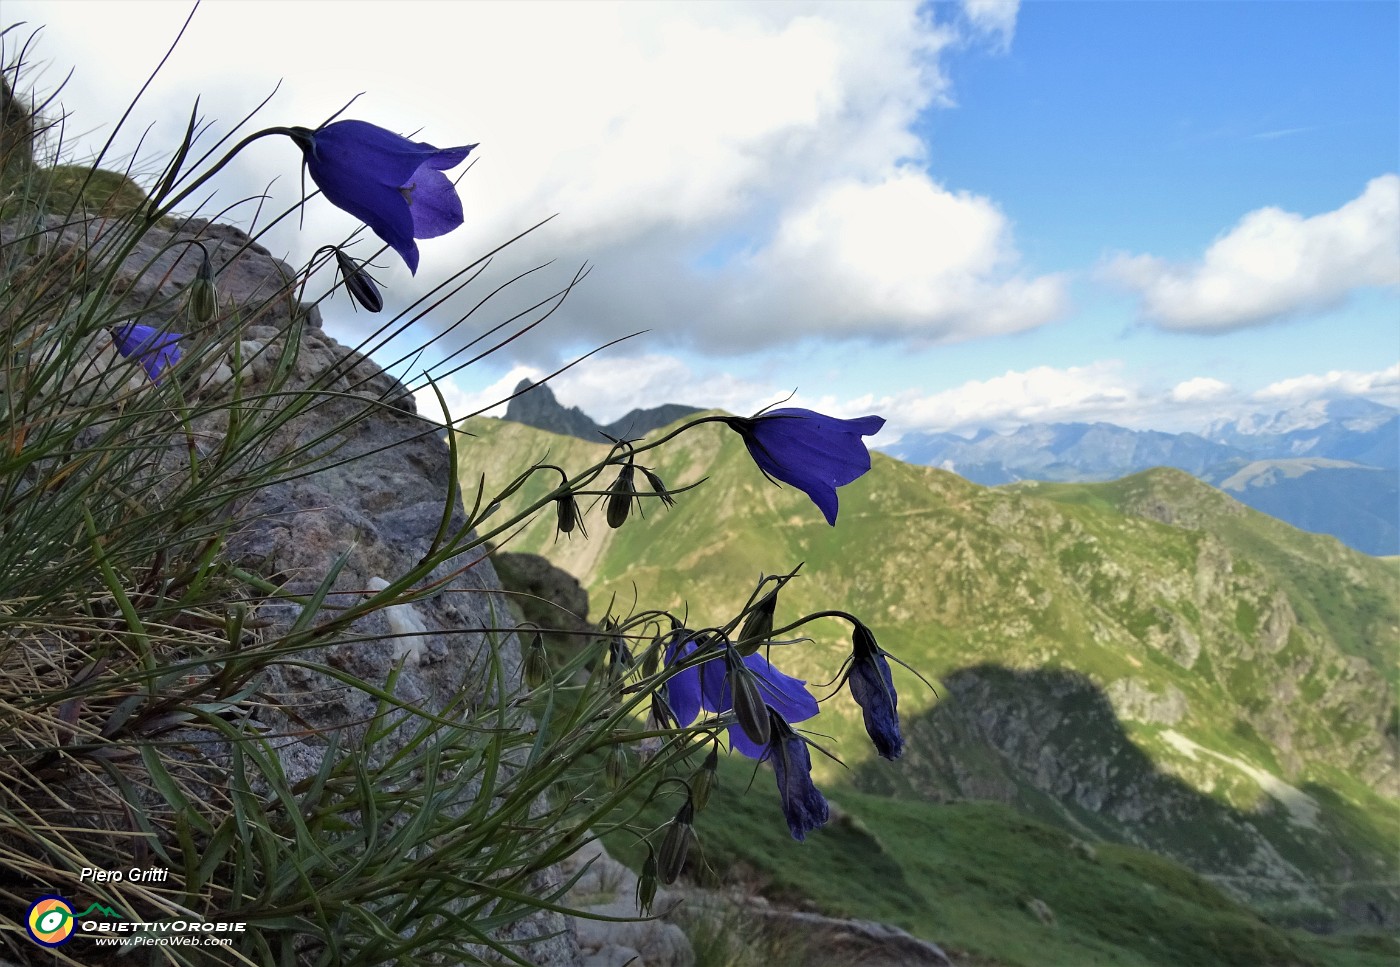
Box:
[764,709,830,841]
[847,621,903,759]
[111,324,181,383]
[289,120,477,275]
[663,635,819,758]
[725,408,885,525]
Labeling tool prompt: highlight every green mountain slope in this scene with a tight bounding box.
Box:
[606,754,1399,967]
[465,415,1399,927]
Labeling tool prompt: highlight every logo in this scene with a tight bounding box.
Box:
[25,896,124,946]
[25,895,75,947]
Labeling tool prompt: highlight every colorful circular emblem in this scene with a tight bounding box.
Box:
[26,895,75,946]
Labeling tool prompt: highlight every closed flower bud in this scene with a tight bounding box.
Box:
[639,466,676,507]
[333,247,385,313]
[555,492,585,538]
[523,631,549,688]
[604,744,628,790]
[725,647,771,749]
[188,249,218,323]
[651,693,677,730]
[642,634,662,678]
[605,463,638,528]
[658,800,695,884]
[691,744,719,811]
[736,586,778,656]
[608,636,632,672]
[637,848,659,914]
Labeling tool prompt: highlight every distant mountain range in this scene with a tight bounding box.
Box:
[884,398,1398,555]
[498,387,1397,554]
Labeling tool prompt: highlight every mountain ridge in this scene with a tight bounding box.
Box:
[504,378,704,443]
[495,391,1399,553]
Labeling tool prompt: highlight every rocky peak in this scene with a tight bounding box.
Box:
[503,379,703,442]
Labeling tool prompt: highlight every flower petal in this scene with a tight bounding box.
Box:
[663,638,703,727]
[405,165,465,239]
[769,719,829,840]
[112,324,181,383]
[700,648,818,726]
[849,655,903,759]
[727,721,767,759]
[849,622,903,759]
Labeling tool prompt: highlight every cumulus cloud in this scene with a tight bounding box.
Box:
[1105,174,1400,331]
[414,354,779,428]
[739,169,1068,344]
[1253,363,1400,405]
[417,350,1396,447]
[1169,376,1233,403]
[9,1,1059,364]
[841,362,1145,436]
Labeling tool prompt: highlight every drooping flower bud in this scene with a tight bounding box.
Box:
[637,847,659,914]
[604,743,628,790]
[188,248,218,323]
[691,744,719,811]
[638,465,676,507]
[767,709,829,841]
[848,620,903,759]
[651,692,678,730]
[523,630,549,688]
[554,492,585,538]
[736,586,778,656]
[605,463,638,528]
[599,619,631,680]
[724,646,771,749]
[658,799,695,884]
[333,247,384,313]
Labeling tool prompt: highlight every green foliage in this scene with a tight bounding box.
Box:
[31,164,150,216]
[606,755,1400,967]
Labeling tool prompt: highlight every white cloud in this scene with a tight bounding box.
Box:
[856,362,1144,436]
[1169,376,1232,403]
[414,354,779,428]
[412,366,535,427]
[1254,364,1400,405]
[1106,174,1400,331]
[6,1,1058,363]
[741,169,1068,344]
[961,0,1019,50]
[418,352,1397,448]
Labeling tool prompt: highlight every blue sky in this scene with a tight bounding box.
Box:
[5,1,1397,438]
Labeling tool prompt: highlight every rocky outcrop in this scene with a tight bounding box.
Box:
[560,841,692,967]
[3,210,582,965]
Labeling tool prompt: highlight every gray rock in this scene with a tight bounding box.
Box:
[741,906,956,967]
[562,841,691,967]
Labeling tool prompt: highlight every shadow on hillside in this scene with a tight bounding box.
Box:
[851,663,1399,932]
